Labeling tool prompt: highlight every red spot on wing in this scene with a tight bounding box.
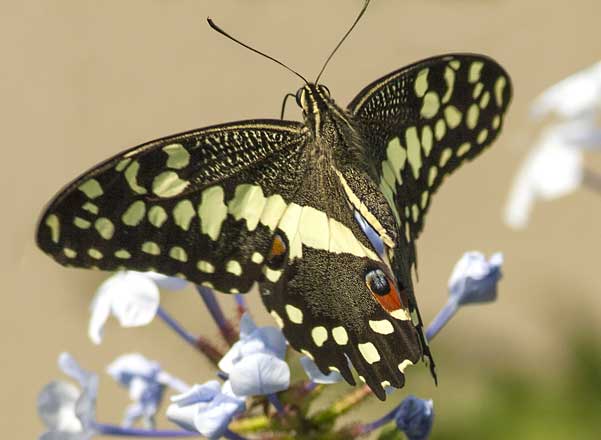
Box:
[371,283,403,313]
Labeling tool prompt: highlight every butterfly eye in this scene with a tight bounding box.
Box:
[365,268,391,296]
[295,88,305,107]
[267,233,288,269]
[319,85,331,97]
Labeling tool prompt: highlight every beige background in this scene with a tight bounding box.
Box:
[4,0,601,438]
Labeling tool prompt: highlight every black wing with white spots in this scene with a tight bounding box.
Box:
[37,120,308,294]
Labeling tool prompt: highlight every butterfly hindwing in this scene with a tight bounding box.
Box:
[37,120,308,294]
[349,53,512,240]
[262,248,421,400]
[253,158,420,400]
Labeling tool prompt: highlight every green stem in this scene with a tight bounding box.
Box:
[311,385,372,425]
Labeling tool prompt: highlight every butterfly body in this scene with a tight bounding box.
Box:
[37,53,511,400]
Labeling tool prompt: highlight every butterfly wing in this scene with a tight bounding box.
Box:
[255,162,421,400]
[349,53,512,241]
[37,120,308,294]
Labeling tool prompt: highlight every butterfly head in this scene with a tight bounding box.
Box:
[296,83,332,113]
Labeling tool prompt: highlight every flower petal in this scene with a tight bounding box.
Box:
[193,393,245,440]
[166,401,205,432]
[170,381,221,405]
[109,272,160,327]
[40,431,93,440]
[238,313,257,339]
[229,352,290,396]
[106,353,160,386]
[37,381,82,432]
[254,327,287,360]
[167,381,244,439]
[87,288,112,345]
[141,271,188,291]
[506,113,594,230]
[531,61,601,119]
[395,396,434,440]
[58,353,94,387]
[299,356,342,384]
[448,252,502,305]
[88,272,160,343]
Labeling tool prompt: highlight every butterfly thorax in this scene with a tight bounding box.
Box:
[295,84,400,263]
[296,84,364,166]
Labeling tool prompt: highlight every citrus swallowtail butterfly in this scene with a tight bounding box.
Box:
[36,3,512,400]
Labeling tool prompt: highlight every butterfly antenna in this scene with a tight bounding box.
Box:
[207,18,309,85]
[315,0,371,84]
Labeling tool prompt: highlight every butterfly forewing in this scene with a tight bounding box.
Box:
[37,120,308,294]
[349,54,512,240]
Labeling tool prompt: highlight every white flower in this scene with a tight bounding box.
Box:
[507,61,601,229]
[88,271,187,344]
[531,61,601,119]
[37,353,98,440]
[504,122,585,229]
[166,380,245,440]
[106,353,189,428]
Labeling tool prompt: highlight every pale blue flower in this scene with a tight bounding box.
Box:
[166,380,245,440]
[107,353,188,428]
[448,251,503,305]
[229,352,290,396]
[299,356,343,384]
[218,313,289,396]
[37,353,98,440]
[426,252,502,340]
[88,271,187,344]
[395,395,434,440]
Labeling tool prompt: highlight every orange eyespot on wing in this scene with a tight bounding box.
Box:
[267,233,287,269]
[365,268,411,320]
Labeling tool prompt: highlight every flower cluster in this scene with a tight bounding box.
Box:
[505,61,601,228]
[38,252,502,439]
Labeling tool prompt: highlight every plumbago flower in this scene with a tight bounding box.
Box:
[88,271,187,344]
[107,353,189,428]
[505,61,601,228]
[37,251,503,439]
[426,251,502,341]
[37,353,98,440]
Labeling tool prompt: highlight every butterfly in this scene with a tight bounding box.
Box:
[35,3,511,401]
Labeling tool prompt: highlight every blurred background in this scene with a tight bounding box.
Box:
[5,0,601,438]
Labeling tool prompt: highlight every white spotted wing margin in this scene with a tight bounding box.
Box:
[36,119,309,294]
[260,248,422,401]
